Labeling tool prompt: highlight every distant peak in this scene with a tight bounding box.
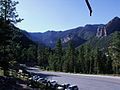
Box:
[46,30,56,33]
[107,16,120,26]
[112,16,120,21]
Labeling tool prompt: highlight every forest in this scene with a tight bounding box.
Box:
[35,34,120,74]
[0,24,120,75]
[0,0,120,77]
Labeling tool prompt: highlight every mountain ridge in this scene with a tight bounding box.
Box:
[27,16,120,48]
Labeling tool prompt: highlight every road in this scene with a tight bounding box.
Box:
[27,67,120,90]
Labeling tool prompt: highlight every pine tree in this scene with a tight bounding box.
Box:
[55,39,63,71]
[0,0,23,24]
[84,45,94,74]
[84,45,90,73]
[0,0,23,76]
[93,48,105,74]
[37,47,49,69]
[93,49,99,74]
[109,32,120,74]
[65,41,76,73]
[27,45,37,66]
[78,45,85,73]
[48,53,58,71]
[105,52,113,74]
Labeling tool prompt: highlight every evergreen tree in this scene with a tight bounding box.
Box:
[105,52,113,74]
[55,39,63,71]
[27,45,37,66]
[0,0,22,75]
[93,48,105,74]
[109,32,120,74]
[0,27,13,75]
[48,53,58,71]
[78,45,85,73]
[64,41,76,73]
[84,45,92,74]
[37,47,49,69]
[20,48,27,64]
[0,0,23,24]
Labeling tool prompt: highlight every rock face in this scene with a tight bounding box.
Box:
[96,17,120,38]
[62,35,72,43]
[96,26,107,37]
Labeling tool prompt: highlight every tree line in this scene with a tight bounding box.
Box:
[0,26,120,75]
[44,33,120,74]
[36,32,120,74]
[0,0,120,76]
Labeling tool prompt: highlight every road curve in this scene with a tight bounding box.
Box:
[27,68,120,90]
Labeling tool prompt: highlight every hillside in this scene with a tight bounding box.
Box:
[0,17,120,76]
[0,21,44,66]
[28,17,120,48]
[29,25,101,48]
[83,31,120,50]
[83,17,120,49]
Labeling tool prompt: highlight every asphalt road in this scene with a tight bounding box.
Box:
[27,68,120,90]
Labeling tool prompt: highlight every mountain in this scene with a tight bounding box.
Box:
[83,17,120,49]
[106,17,120,34]
[28,17,120,48]
[28,24,101,48]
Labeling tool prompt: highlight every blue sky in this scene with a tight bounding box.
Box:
[16,0,120,32]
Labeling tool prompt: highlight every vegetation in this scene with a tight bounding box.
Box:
[0,0,23,24]
[0,0,120,78]
[42,32,120,74]
[1,0,119,90]
[0,22,120,75]
[0,0,34,76]
[26,31,120,74]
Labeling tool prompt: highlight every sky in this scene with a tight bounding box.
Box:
[16,0,120,32]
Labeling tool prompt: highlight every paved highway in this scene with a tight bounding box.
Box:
[27,68,120,90]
